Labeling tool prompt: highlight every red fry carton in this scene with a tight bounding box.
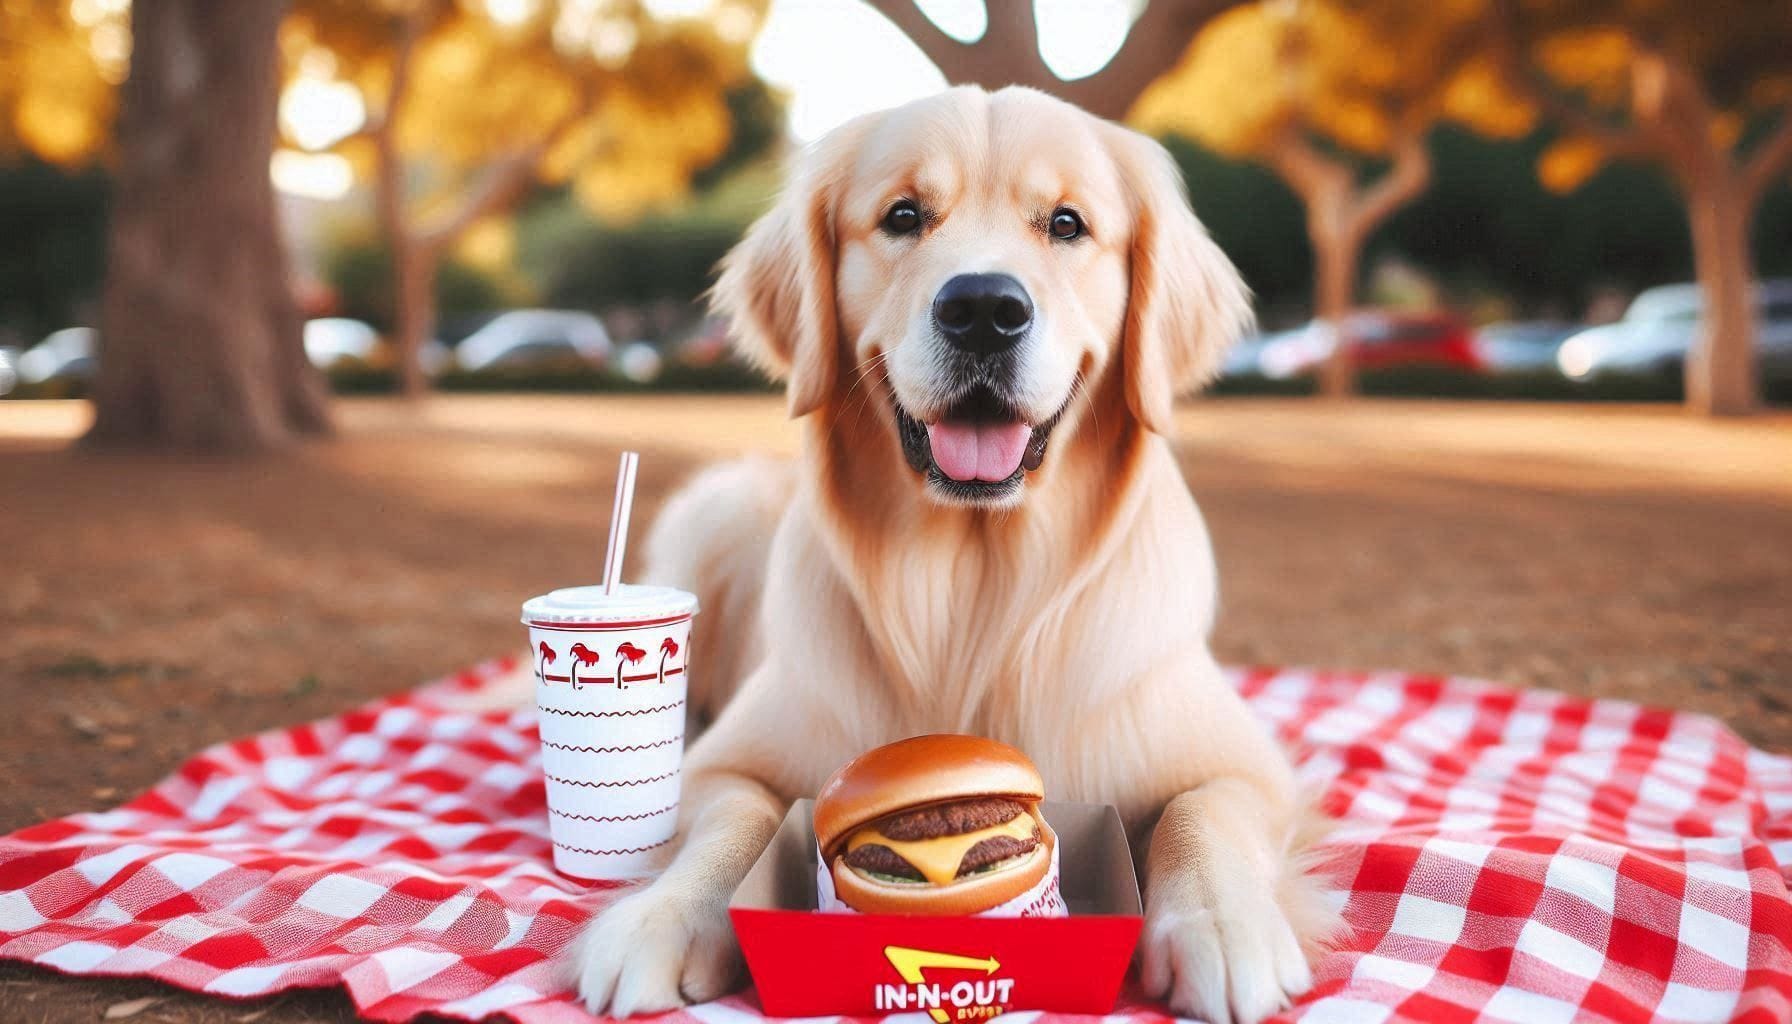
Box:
[729,799,1143,1018]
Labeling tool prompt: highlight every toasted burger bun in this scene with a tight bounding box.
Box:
[814,734,1045,856]
[828,808,1056,915]
[815,734,1053,916]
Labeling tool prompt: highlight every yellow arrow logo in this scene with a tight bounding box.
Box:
[883,946,1003,1023]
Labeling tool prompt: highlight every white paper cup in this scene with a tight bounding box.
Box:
[522,584,698,881]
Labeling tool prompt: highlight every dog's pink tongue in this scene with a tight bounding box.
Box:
[926,421,1032,482]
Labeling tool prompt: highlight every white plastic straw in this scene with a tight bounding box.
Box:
[602,451,639,595]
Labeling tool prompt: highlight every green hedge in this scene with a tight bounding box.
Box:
[1212,368,1792,403]
[326,359,775,395]
[8,367,1786,404]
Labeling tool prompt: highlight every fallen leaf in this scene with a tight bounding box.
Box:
[236,1010,270,1022]
[101,733,139,752]
[66,713,103,739]
[104,996,159,1019]
[91,787,119,801]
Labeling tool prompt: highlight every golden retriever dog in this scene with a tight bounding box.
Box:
[564,85,1338,1024]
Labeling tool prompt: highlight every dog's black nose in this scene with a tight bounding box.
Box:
[932,273,1032,356]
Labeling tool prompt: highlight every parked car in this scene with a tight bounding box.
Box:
[452,310,613,374]
[17,327,97,385]
[1556,280,1792,383]
[1222,328,1288,379]
[612,341,663,383]
[1258,311,1479,379]
[1472,321,1579,375]
[668,316,731,368]
[0,346,19,396]
[303,318,382,369]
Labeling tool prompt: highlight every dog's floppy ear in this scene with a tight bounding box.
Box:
[712,121,868,418]
[1107,125,1253,435]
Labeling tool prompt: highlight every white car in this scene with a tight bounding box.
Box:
[17,327,97,385]
[1222,327,1304,379]
[303,318,382,369]
[1473,322,1577,374]
[1255,323,1330,379]
[453,310,612,374]
[614,341,664,384]
[1556,281,1792,383]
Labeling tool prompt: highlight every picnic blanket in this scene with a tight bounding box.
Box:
[2,657,1790,1023]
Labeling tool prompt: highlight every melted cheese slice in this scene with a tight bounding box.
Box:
[845,811,1039,886]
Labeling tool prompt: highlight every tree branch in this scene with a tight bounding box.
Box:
[1348,127,1431,240]
[1487,0,1660,160]
[1740,110,1792,206]
[358,4,425,139]
[861,0,986,86]
[1058,0,1245,120]
[416,90,595,251]
[1266,120,1352,211]
[865,0,1243,121]
[982,0,1042,81]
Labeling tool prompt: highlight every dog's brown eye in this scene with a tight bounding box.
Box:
[883,200,921,235]
[1049,209,1083,240]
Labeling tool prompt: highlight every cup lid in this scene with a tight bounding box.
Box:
[521,583,699,626]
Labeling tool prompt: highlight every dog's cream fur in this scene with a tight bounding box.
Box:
[565,87,1338,1024]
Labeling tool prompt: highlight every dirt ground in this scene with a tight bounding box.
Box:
[2,394,1789,1022]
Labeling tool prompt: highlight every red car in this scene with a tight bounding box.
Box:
[1258,311,1482,378]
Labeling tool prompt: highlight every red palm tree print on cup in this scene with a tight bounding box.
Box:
[658,636,680,685]
[536,640,557,682]
[567,643,601,690]
[614,642,647,689]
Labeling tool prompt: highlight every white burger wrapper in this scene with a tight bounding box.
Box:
[816,834,1068,917]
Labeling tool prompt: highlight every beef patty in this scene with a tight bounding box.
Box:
[841,798,1039,882]
[877,797,1026,841]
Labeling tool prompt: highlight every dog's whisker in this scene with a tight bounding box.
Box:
[843,364,893,432]
[823,351,892,451]
[1072,371,1100,454]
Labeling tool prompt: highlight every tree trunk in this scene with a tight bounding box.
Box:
[370,102,436,399]
[87,0,330,452]
[1312,227,1360,399]
[392,240,437,397]
[1684,182,1758,416]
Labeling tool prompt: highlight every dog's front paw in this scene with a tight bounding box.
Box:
[564,882,741,1016]
[1139,885,1312,1024]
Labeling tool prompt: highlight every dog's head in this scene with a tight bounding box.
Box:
[714,86,1249,508]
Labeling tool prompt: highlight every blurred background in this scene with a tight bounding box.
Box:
[4,0,1792,418]
[2,2,1789,1017]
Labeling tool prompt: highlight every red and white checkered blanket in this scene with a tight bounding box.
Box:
[2,659,1789,1023]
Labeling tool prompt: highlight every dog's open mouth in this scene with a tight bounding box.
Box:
[895,388,1059,502]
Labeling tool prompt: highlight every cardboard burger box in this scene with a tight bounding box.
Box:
[729,799,1143,1018]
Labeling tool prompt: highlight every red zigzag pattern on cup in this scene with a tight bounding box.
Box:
[544,771,678,788]
[550,805,677,822]
[538,701,683,718]
[554,838,675,857]
[540,736,682,753]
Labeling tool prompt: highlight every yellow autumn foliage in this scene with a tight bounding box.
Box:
[3,0,757,226]
[1537,135,1605,193]
[1483,0,1792,192]
[1137,0,1528,162]
[1534,27,1633,107]
[0,0,122,165]
[1132,4,1287,156]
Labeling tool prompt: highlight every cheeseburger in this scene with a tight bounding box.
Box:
[814,734,1056,915]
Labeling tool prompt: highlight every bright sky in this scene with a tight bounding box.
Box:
[272,0,1141,198]
[747,0,1137,141]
